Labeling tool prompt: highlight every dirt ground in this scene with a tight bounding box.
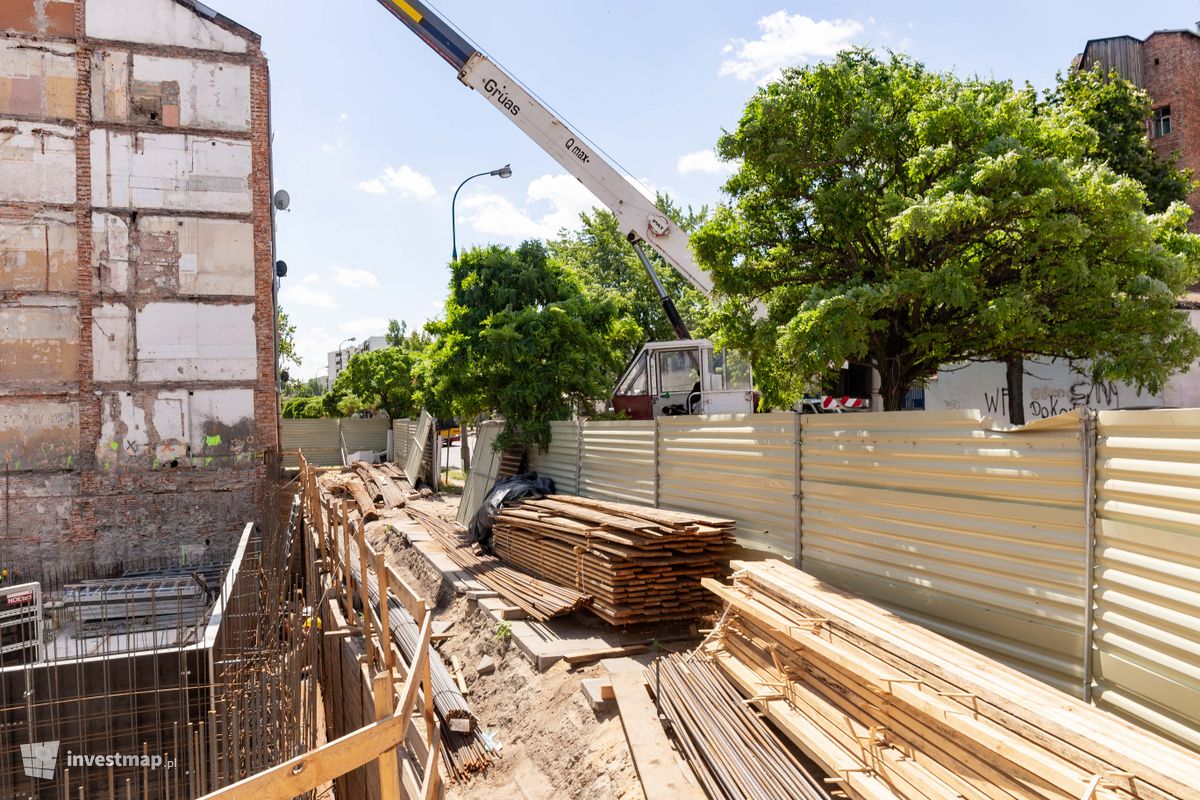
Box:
[363,496,645,800]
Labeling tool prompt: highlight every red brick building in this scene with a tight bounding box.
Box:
[0,0,279,572]
[1077,29,1200,231]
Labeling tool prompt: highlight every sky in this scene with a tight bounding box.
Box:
[218,0,1200,379]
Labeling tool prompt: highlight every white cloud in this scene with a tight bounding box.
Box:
[321,139,343,153]
[339,318,389,339]
[720,11,863,83]
[677,149,735,177]
[461,174,598,240]
[333,266,379,288]
[338,112,349,122]
[280,284,336,309]
[357,164,439,202]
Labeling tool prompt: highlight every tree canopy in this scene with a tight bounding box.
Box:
[693,49,1200,411]
[549,202,712,355]
[1049,66,1194,214]
[331,345,420,420]
[424,240,639,451]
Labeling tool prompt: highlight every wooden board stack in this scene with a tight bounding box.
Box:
[492,494,734,626]
[702,560,1200,800]
[404,505,593,621]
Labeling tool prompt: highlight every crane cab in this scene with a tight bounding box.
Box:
[611,340,754,420]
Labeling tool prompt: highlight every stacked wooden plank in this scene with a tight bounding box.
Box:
[492,494,734,626]
[404,506,592,621]
[703,559,1200,800]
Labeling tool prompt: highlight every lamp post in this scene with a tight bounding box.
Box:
[333,337,356,389]
[451,164,512,261]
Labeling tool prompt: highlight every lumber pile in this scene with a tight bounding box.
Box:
[492,494,734,626]
[324,462,412,520]
[650,652,832,800]
[404,506,593,621]
[703,560,1200,800]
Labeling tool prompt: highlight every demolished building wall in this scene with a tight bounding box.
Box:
[0,0,278,571]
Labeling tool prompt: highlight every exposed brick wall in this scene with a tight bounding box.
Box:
[1,0,276,573]
[1142,32,1200,232]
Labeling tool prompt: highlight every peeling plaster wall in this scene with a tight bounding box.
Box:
[85,0,249,54]
[92,52,250,132]
[0,301,79,387]
[0,40,76,121]
[0,211,78,293]
[0,0,275,572]
[0,1,75,38]
[0,121,76,204]
[90,130,251,212]
[0,400,77,469]
[94,212,253,296]
[135,301,256,381]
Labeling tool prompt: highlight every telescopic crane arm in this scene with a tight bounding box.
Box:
[373,0,710,339]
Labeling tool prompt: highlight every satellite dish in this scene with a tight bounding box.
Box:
[275,260,288,278]
[273,189,291,211]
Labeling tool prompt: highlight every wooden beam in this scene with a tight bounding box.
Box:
[610,671,703,800]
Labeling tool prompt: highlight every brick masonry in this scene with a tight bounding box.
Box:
[1,0,278,574]
[1141,32,1200,232]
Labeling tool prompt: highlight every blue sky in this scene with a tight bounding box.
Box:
[220,0,1200,378]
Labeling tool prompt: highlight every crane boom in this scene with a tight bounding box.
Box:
[372,0,715,301]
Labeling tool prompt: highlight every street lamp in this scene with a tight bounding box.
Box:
[333,337,356,389]
[451,164,512,261]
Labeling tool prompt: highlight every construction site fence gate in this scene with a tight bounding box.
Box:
[514,408,1200,749]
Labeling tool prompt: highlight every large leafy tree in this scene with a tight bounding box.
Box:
[423,240,639,451]
[550,201,712,356]
[332,346,419,420]
[277,307,300,370]
[1049,66,1193,214]
[694,50,1200,412]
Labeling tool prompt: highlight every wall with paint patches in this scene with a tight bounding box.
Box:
[0,0,277,573]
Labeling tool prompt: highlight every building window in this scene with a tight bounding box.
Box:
[1153,106,1172,138]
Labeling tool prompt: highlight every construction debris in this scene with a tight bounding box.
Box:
[476,655,496,676]
[492,495,734,625]
[702,560,1200,800]
[406,505,593,621]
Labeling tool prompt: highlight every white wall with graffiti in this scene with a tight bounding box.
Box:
[923,358,1162,422]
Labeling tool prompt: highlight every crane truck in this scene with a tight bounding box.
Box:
[371,0,869,417]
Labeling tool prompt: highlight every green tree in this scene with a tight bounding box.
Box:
[549,201,712,356]
[1049,66,1193,213]
[281,396,326,419]
[277,307,300,370]
[693,50,1200,412]
[331,346,419,420]
[424,240,639,451]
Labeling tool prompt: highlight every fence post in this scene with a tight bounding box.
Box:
[1081,408,1098,702]
[793,411,803,568]
[575,421,584,496]
[653,416,661,508]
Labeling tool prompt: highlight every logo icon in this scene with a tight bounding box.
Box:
[20,741,59,779]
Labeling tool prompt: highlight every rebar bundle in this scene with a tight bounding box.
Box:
[651,652,831,800]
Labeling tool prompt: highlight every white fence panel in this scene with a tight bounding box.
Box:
[527,420,580,494]
[657,413,798,561]
[1094,409,1200,747]
[801,409,1088,695]
[578,420,655,506]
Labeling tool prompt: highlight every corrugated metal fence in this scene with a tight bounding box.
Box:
[1094,409,1200,748]
[281,418,391,467]
[517,408,1200,745]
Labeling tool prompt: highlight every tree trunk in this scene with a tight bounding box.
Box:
[878,376,911,412]
[460,417,471,475]
[1006,356,1026,425]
